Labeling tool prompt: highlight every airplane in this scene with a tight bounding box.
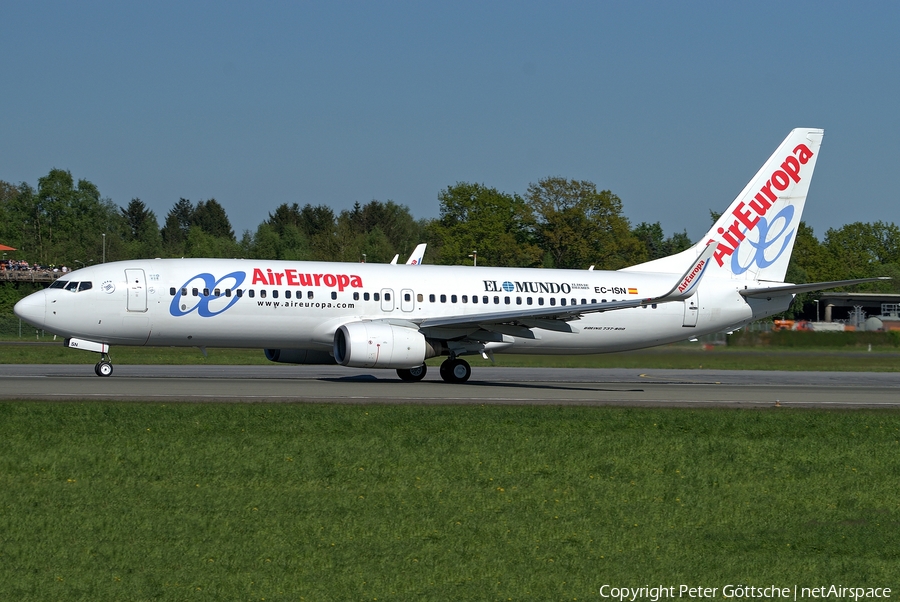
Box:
[14,128,887,382]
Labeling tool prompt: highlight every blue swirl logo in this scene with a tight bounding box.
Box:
[169,271,246,317]
[731,206,795,275]
[501,281,515,292]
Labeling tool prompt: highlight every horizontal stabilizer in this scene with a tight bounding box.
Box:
[739,277,891,298]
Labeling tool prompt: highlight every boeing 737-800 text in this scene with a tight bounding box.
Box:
[13,128,885,381]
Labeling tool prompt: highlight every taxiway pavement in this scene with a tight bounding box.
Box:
[1,365,898,408]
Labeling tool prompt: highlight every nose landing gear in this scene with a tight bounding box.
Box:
[94,353,113,377]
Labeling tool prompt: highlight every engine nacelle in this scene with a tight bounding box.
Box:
[333,322,429,369]
[264,348,337,364]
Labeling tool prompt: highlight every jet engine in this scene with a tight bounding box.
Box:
[333,322,436,368]
[264,348,337,364]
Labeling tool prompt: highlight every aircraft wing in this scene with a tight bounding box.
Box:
[739,277,891,298]
[415,243,717,333]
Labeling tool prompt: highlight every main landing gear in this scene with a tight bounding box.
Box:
[397,364,427,382]
[396,358,472,383]
[94,353,113,377]
[439,358,471,383]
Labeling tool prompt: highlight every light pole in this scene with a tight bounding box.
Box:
[814,299,820,322]
[102,233,106,263]
[468,250,477,266]
[75,260,85,270]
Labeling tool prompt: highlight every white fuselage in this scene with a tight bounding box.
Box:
[16,258,789,357]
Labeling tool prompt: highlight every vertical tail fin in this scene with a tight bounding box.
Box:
[625,128,824,282]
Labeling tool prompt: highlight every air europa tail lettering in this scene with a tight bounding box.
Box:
[678,259,706,293]
[711,143,815,267]
[252,268,363,291]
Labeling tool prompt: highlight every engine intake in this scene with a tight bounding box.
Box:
[333,322,430,369]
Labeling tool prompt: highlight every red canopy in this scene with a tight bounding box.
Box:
[0,244,16,251]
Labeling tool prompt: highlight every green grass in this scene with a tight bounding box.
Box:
[4,341,900,371]
[1,403,898,600]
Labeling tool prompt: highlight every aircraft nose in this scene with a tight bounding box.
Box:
[14,291,46,327]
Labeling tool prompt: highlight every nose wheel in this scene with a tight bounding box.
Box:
[439,358,471,383]
[94,354,113,377]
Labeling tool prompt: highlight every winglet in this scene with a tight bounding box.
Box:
[649,242,718,303]
[405,243,426,265]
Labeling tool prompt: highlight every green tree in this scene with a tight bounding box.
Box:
[527,177,645,269]
[120,198,162,259]
[30,169,122,265]
[192,199,235,240]
[632,222,692,261]
[426,182,541,267]
[161,198,194,256]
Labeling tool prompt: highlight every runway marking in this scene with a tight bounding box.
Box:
[639,373,722,384]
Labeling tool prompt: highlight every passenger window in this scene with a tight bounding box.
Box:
[182,288,188,296]
[285,290,291,299]
[272,290,279,299]
[364,292,370,301]
[538,298,544,306]
[308,291,314,299]
[462,295,468,303]
[429,294,435,302]
[550,298,556,306]
[214,288,221,297]
[248,290,255,298]
[417,294,423,302]
[66,281,79,291]
[385,293,391,301]
[331,292,337,300]
[440,294,446,303]
[602,299,607,303]
[527,297,533,305]
[504,296,510,304]
[203,288,210,297]
[78,282,92,292]
[192,288,199,297]
[169,287,176,296]
[451,295,457,303]
[404,293,411,302]
[236,289,243,298]
[374,293,380,301]
[580,299,586,305]
[260,290,267,299]
[472,295,478,304]
[225,289,232,298]
[482,296,489,304]
[353,292,360,301]
[591,299,597,304]
[493,296,500,304]
[516,297,522,305]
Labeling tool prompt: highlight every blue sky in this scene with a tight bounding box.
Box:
[3,1,898,242]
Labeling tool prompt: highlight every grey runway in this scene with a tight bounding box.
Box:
[1,364,898,408]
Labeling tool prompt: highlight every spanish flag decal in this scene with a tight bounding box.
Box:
[628,288,638,295]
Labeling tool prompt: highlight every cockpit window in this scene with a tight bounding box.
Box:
[49,280,67,289]
[78,281,92,292]
[65,281,79,291]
